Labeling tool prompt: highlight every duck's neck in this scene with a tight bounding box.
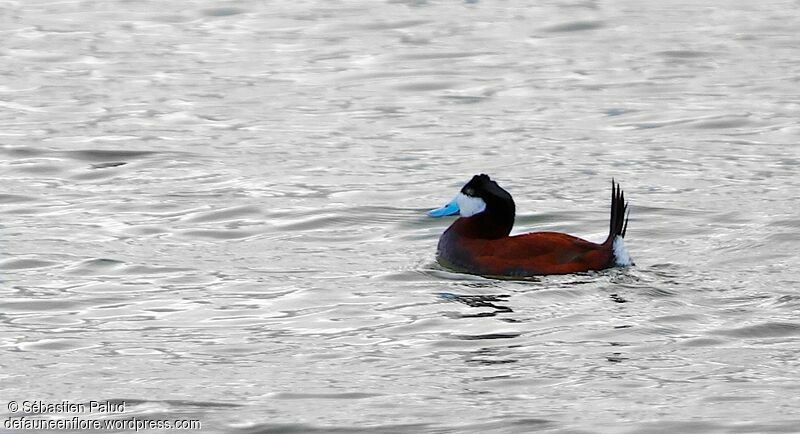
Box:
[451,211,514,240]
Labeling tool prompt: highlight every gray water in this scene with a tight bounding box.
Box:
[2,0,800,432]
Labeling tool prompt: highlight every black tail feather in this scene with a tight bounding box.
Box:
[621,208,630,238]
[606,179,629,245]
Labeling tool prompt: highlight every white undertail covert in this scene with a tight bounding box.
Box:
[613,236,632,267]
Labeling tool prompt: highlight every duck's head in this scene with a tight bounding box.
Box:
[428,174,515,238]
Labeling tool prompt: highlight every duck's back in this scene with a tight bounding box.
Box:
[438,230,613,277]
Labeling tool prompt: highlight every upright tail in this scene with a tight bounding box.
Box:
[605,179,629,245]
[605,179,632,266]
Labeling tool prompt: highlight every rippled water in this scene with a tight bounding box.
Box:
[2,0,800,432]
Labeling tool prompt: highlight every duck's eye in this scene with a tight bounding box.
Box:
[464,188,475,196]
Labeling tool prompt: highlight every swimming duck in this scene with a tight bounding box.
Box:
[428,175,632,277]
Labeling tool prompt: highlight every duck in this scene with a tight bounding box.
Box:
[428,174,632,277]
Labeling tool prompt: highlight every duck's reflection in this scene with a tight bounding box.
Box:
[437,293,522,365]
[609,293,628,303]
[439,292,514,318]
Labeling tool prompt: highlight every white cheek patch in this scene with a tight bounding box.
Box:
[456,192,486,217]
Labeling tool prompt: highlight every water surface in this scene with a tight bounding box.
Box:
[2,0,800,432]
